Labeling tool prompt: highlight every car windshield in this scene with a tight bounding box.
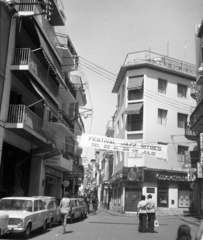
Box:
[0,199,33,212]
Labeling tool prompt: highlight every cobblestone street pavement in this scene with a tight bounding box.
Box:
[1,210,200,240]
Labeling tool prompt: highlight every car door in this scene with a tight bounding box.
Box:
[75,200,80,218]
[33,200,40,230]
[38,200,46,227]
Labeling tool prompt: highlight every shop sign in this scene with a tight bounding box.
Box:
[80,134,168,159]
[45,156,60,166]
[197,162,203,178]
[64,172,75,179]
[200,133,203,167]
[127,168,137,181]
[45,166,63,178]
[156,174,188,182]
[184,151,198,166]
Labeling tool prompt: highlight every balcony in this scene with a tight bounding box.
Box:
[11,48,59,99]
[18,0,66,26]
[105,120,115,137]
[69,75,87,106]
[190,99,203,132]
[48,110,74,138]
[59,73,76,102]
[45,154,73,172]
[5,105,50,146]
[185,122,198,141]
[190,82,198,100]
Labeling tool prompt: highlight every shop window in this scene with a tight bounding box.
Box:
[157,188,168,207]
[178,190,192,208]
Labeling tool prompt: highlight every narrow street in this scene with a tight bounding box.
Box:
[1,210,200,240]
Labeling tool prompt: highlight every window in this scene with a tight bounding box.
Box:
[178,113,188,128]
[157,188,168,207]
[158,79,167,94]
[122,85,125,100]
[178,84,187,98]
[158,109,167,125]
[178,145,188,162]
[178,190,192,208]
[34,201,38,212]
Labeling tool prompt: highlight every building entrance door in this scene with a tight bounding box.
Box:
[125,188,142,212]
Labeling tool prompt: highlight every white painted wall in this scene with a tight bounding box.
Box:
[168,184,178,208]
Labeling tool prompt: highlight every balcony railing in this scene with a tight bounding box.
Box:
[7,105,43,134]
[62,73,76,99]
[185,122,198,141]
[58,110,74,133]
[12,48,59,97]
[124,51,196,75]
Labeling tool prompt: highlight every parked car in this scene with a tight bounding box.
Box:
[33,196,61,228]
[68,198,84,223]
[0,197,50,239]
[78,198,88,218]
[0,211,9,236]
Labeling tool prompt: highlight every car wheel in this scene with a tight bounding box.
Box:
[22,223,31,239]
[79,213,82,221]
[48,218,53,228]
[40,220,47,233]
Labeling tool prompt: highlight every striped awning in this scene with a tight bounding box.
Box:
[125,103,143,114]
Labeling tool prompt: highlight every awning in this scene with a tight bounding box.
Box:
[127,76,143,90]
[125,103,143,114]
[29,78,58,116]
[34,25,66,88]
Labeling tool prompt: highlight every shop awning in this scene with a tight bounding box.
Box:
[34,25,66,88]
[124,103,143,114]
[127,76,143,90]
[28,78,58,115]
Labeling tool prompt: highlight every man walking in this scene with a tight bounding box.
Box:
[137,195,148,233]
[146,194,156,233]
[59,192,71,234]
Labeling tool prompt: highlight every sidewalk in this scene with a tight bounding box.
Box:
[98,207,203,227]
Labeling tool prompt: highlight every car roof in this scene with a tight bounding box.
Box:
[32,196,56,201]
[1,197,41,200]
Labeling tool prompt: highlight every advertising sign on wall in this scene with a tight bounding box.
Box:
[80,134,168,159]
[184,151,198,168]
[197,162,203,178]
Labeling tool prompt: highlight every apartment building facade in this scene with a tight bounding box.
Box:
[189,20,203,216]
[108,51,197,214]
[0,0,86,201]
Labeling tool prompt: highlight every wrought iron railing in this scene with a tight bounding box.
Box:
[124,51,196,75]
[58,110,74,133]
[12,48,59,97]
[62,72,76,99]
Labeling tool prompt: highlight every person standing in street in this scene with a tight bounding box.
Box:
[195,219,203,240]
[92,196,98,213]
[84,194,90,214]
[137,195,148,233]
[59,192,71,234]
[146,194,156,233]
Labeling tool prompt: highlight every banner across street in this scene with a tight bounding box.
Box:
[80,134,168,159]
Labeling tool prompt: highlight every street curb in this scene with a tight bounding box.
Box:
[180,218,200,226]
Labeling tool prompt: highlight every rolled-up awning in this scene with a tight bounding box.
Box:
[128,76,143,89]
[28,78,58,115]
[34,25,66,88]
[125,103,143,114]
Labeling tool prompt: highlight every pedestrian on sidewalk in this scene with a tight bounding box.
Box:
[59,192,72,234]
[146,194,156,233]
[84,194,90,214]
[176,224,191,240]
[137,195,148,233]
[195,219,203,240]
[92,196,97,213]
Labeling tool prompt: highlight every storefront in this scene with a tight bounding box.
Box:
[144,169,195,214]
[110,167,144,214]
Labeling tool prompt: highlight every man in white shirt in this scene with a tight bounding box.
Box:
[137,195,148,233]
[147,194,156,233]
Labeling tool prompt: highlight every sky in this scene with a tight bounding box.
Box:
[61,0,203,161]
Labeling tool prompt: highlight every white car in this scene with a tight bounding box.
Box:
[0,197,50,239]
[0,211,9,236]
